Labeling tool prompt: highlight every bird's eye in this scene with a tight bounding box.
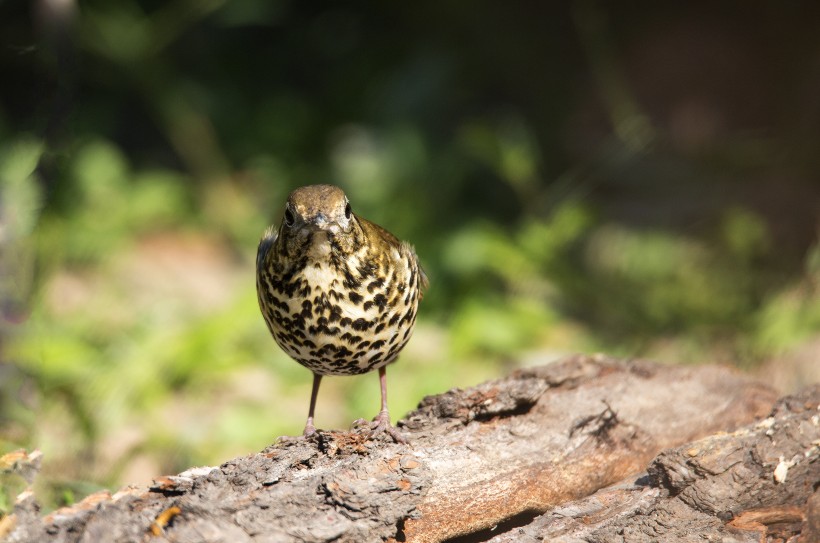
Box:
[284,207,295,227]
[344,202,352,219]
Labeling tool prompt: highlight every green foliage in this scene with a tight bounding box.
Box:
[0,139,44,320]
[752,242,820,357]
[584,226,748,331]
[0,139,44,236]
[37,140,192,265]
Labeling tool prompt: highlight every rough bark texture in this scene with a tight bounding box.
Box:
[485,384,820,543]
[2,355,786,543]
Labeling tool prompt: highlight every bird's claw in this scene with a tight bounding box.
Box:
[369,411,407,444]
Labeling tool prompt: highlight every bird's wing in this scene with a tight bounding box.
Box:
[358,216,429,298]
[257,225,278,271]
[400,241,429,300]
[418,259,430,298]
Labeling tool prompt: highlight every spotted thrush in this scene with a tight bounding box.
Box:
[256,184,427,442]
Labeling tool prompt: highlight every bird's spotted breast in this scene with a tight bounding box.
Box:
[257,228,422,377]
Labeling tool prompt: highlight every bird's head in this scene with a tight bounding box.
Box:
[282,184,354,236]
[276,184,362,259]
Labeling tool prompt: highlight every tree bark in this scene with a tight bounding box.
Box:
[3,355,788,543]
[483,384,820,543]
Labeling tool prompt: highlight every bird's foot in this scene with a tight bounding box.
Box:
[351,418,370,430]
[303,422,317,437]
[369,410,407,444]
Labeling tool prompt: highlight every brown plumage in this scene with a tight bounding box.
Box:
[256,184,427,441]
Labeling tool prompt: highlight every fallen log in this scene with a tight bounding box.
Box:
[4,355,778,543]
[483,384,820,543]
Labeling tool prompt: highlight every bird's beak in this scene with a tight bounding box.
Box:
[306,212,341,234]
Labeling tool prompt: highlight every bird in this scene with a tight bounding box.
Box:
[256,184,427,442]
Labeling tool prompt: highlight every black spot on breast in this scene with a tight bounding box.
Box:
[333,346,353,359]
[291,315,306,331]
[309,323,340,336]
[344,270,360,289]
[266,293,289,312]
[283,281,299,298]
[400,307,413,325]
[340,332,362,344]
[367,279,384,293]
[349,292,363,304]
[316,344,338,356]
[370,339,385,350]
[328,306,342,322]
[358,262,377,278]
[351,318,371,331]
[340,317,352,327]
[374,322,385,334]
[373,293,387,309]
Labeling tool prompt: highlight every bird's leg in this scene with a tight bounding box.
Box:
[370,367,407,443]
[303,373,322,437]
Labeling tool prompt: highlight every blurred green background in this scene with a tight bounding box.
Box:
[1,0,819,510]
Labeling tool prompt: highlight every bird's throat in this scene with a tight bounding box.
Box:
[301,230,337,287]
[305,230,332,260]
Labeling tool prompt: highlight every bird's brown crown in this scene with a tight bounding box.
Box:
[286,184,350,229]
